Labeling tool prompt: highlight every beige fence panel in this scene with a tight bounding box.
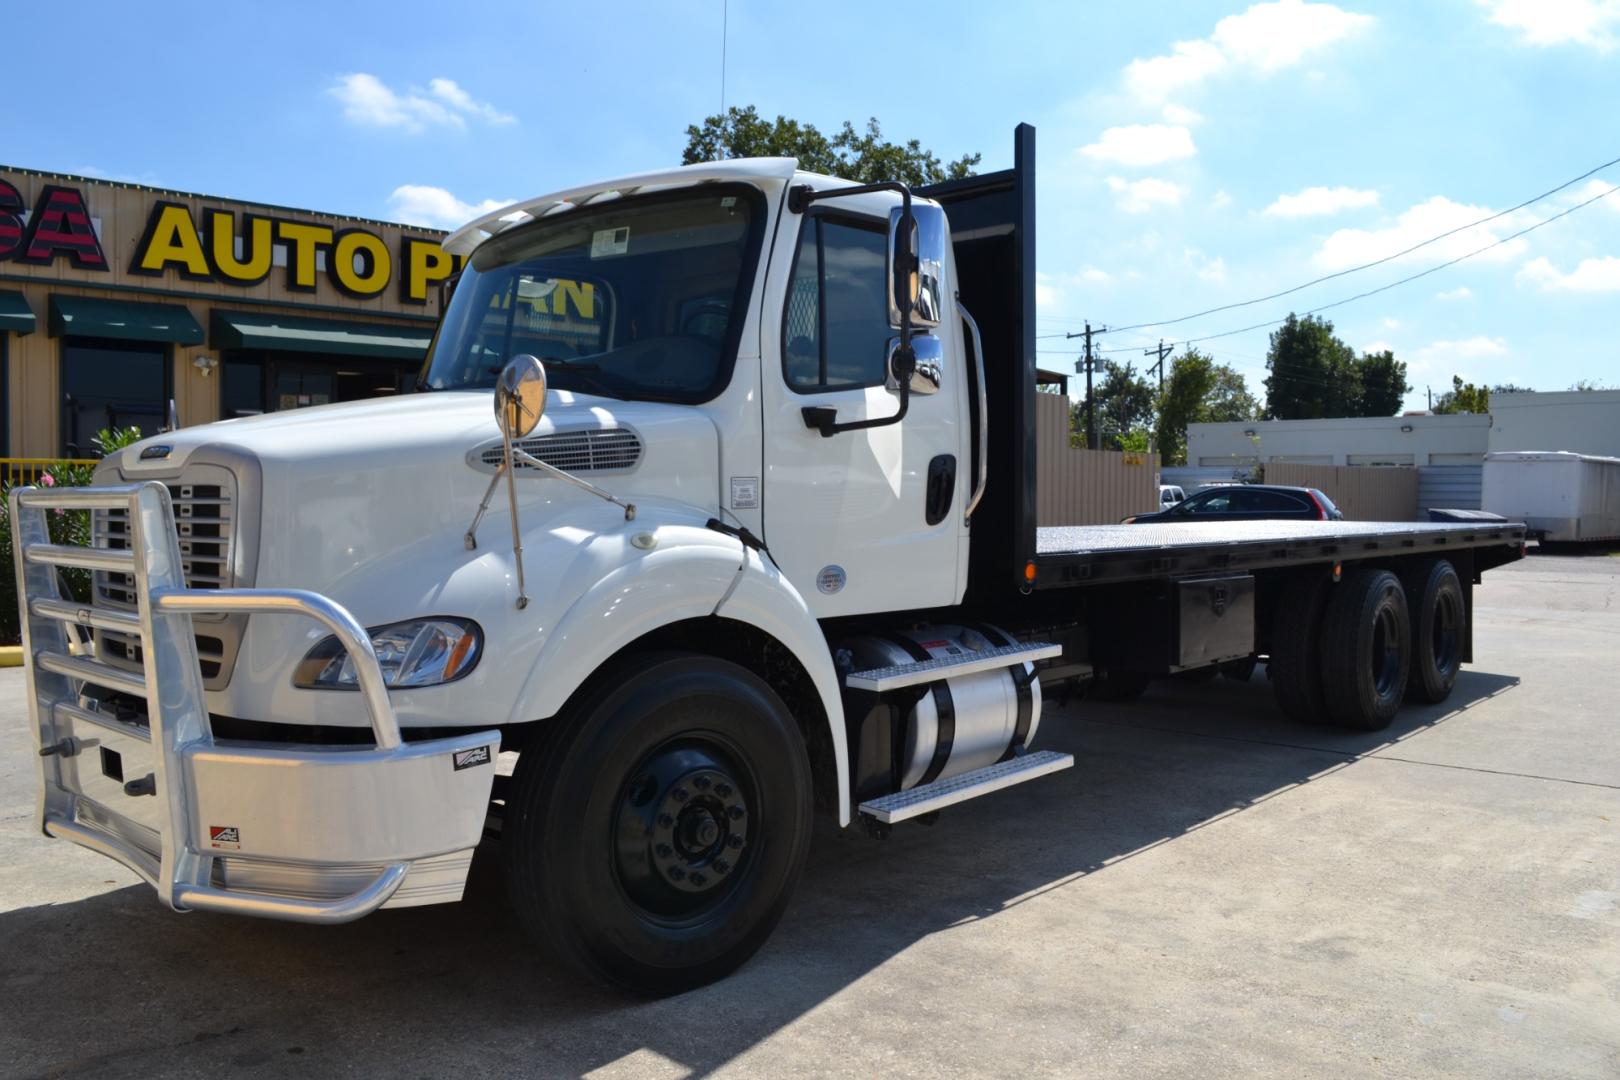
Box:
[1034,393,1161,525]
[1264,462,1420,521]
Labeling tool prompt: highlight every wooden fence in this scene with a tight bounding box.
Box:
[1034,393,1160,525]
[1263,462,1420,521]
[0,458,98,489]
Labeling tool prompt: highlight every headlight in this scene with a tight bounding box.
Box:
[294,617,482,690]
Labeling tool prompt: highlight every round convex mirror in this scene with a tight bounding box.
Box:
[495,354,547,439]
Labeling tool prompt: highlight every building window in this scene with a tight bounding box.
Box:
[782,215,892,392]
[222,354,266,417]
[60,337,169,456]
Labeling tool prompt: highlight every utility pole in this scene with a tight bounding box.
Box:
[1427,385,1432,410]
[1066,322,1105,449]
[1144,339,1171,393]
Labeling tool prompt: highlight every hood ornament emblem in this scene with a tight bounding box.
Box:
[465,355,636,609]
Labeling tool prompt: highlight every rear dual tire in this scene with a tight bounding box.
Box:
[1402,559,1466,704]
[1319,569,1411,731]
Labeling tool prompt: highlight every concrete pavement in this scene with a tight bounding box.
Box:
[1,551,1617,1078]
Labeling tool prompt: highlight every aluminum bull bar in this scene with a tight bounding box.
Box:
[11,481,500,924]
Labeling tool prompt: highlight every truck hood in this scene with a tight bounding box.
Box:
[110,389,726,592]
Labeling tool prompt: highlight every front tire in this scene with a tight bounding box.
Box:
[1403,559,1465,704]
[1319,569,1412,731]
[505,652,813,996]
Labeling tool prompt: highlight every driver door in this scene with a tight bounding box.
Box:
[760,206,965,617]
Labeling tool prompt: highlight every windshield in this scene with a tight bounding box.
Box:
[419,184,766,403]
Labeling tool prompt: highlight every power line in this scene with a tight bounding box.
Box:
[1093,150,1620,335]
[1166,180,1619,349]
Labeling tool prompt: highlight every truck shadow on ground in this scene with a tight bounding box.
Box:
[1,667,1519,1079]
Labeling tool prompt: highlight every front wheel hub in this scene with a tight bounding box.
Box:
[615,746,752,916]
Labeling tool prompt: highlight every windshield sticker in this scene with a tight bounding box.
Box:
[591,226,630,258]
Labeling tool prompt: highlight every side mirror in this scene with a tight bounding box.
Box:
[885,334,943,397]
[887,202,947,330]
[494,354,547,439]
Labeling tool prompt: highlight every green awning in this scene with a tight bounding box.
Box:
[49,295,203,344]
[211,310,431,362]
[0,291,35,335]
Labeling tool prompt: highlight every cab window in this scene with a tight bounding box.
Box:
[783,215,891,392]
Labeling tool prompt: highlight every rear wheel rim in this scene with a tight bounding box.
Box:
[1432,590,1460,674]
[1371,604,1403,698]
[612,735,756,924]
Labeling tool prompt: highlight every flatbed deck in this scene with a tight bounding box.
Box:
[1033,520,1527,589]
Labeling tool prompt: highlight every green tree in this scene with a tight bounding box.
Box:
[1431,375,1491,415]
[1204,363,1261,423]
[1353,349,1411,416]
[1072,360,1156,450]
[1156,350,1217,466]
[683,107,980,185]
[1263,313,1358,419]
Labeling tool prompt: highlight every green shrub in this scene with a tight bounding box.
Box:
[1,426,145,645]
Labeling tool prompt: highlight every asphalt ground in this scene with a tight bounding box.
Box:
[2,550,1617,1079]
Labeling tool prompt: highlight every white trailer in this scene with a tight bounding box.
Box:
[1483,450,1620,543]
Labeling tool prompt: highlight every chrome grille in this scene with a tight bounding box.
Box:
[94,472,238,684]
[476,428,642,474]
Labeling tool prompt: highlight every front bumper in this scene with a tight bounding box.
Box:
[14,482,499,923]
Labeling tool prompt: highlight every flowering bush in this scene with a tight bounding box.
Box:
[1,426,145,644]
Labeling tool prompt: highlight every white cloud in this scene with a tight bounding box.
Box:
[1125,0,1373,101]
[1262,185,1380,217]
[1381,317,1401,330]
[1161,103,1205,125]
[1313,196,1529,270]
[1184,248,1227,282]
[426,78,516,125]
[1477,0,1620,50]
[330,73,515,133]
[1210,190,1233,210]
[1436,285,1473,300]
[1517,254,1620,291]
[387,185,513,229]
[1080,125,1197,167]
[1035,269,1112,313]
[1414,336,1510,361]
[1107,177,1189,214]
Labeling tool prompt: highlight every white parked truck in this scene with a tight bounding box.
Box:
[13,125,1528,994]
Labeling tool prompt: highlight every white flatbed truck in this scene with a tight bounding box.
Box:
[12,124,1527,994]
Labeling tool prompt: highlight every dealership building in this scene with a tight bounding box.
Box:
[0,166,466,458]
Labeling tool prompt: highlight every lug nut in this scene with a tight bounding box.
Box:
[728,806,744,820]
[657,813,674,828]
[713,859,729,874]
[673,787,690,802]
[728,835,744,849]
[694,776,711,791]
[656,843,673,857]
[668,867,685,881]
[715,783,733,798]
[690,873,707,887]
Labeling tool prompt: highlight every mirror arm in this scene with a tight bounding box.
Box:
[789,181,917,438]
[511,447,637,521]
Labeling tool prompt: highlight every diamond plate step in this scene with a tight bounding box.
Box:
[857,750,1074,824]
[843,642,1061,692]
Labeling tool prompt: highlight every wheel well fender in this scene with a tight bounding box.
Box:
[507,532,743,726]
[714,551,848,825]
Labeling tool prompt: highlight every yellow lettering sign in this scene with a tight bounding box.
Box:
[332,228,391,298]
[205,209,272,284]
[402,237,454,304]
[275,220,334,292]
[131,202,210,279]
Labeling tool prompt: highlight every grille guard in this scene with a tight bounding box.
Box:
[11,481,500,924]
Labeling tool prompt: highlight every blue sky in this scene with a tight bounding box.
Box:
[6,0,1619,411]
